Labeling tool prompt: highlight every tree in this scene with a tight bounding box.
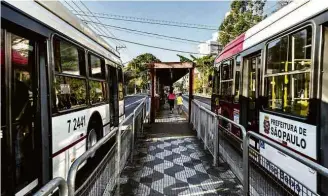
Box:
[218,0,267,47]
[177,54,215,95]
[177,54,193,63]
[125,53,161,92]
[274,0,292,12]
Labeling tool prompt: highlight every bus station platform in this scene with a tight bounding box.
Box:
[116,105,243,196]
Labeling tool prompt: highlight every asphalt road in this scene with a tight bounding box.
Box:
[182,94,211,110]
[124,94,147,116]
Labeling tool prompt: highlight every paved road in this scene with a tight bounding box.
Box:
[124,95,147,116]
[182,94,211,110]
[124,94,210,117]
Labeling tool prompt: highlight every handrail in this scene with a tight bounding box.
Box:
[191,99,216,117]
[243,131,328,196]
[33,177,68,196]
[67,128,118,195]
[67,97,148,195]
[191,99,246,138]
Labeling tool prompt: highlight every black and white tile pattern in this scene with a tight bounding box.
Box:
[118,137,242,196]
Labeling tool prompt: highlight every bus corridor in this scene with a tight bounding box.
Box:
[116,103,243,195]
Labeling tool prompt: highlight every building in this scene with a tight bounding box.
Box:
[198,32,222,56]
[174,68,201,93]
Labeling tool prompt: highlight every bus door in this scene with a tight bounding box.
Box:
[1,28,44,195]
[242,53,261,136]
[320,23,328,195]
[108,65,119,127]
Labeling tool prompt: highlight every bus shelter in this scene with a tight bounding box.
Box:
[148,62,194,123]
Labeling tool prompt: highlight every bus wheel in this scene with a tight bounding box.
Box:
[87,124,98,157]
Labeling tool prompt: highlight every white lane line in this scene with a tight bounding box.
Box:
[125,99,143,108]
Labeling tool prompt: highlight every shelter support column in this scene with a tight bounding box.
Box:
[150,67,155,123]
[188,67,194,123]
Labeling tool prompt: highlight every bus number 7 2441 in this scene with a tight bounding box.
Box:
[67,116,86,133]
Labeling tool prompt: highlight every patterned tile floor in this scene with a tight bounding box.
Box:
[117,136,243,196]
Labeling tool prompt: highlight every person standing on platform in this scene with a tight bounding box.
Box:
[168,89,176,114]
[176,93,183,115]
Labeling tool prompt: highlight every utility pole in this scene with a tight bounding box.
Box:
[116,45,126,51]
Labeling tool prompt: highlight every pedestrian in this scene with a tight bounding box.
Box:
[176,93,183,115]
[167,89,176,113]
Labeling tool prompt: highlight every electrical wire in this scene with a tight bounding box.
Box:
[63,0,120,47]
[81,20,205,44]
[72,11,217,29]
[98,34,207,55]
[106,27,200,45]
[72,12,218,31]
[78,1,126,48]
[69,1,124,48]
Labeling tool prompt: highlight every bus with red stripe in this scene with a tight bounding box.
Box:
[211,0,328,194]
[1,1,124,195]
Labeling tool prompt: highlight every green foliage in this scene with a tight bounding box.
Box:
[125,53,161,92]
[177,54,215,95]
[218,0,266,47]
[177,54,193,62]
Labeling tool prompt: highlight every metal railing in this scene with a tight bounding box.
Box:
[190,100,219,165]
[244,132,328,196]
[34,97,150,196]
[191,100,246,166]
[33,178,68,196]
[190,99,328,196]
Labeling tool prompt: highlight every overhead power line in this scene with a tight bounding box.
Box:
[98,34,207,55]
[73,11,217,29]
[78,1,126,48]
[106,26,199,45]
[82,20,205,44]
[64,0,122,48]
[72,12,218,31]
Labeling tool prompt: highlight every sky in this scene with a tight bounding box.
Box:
[63,1,277,64]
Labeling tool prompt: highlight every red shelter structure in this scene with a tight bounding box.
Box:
[147,62,194,123]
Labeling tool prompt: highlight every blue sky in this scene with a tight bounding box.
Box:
[64,1,277,64]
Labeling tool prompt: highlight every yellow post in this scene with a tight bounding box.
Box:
[284,61,289,111]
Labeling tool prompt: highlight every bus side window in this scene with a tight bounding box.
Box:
[53,37,87,111]
[234,71,240,103]
[264,26,312,117]
[118,68,124,101]
[212,69,220,94]
[221,59,234,98]
[88,54,107,105]
[234,56,241,103]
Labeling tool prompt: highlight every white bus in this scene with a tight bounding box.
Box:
[1,1,125,195]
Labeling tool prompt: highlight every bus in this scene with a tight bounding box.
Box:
[211,0,328,194]
[1,1,125,195]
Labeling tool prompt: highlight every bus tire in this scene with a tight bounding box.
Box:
[86,114,103,157]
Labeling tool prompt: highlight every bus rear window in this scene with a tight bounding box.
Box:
[264,26,312,117]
